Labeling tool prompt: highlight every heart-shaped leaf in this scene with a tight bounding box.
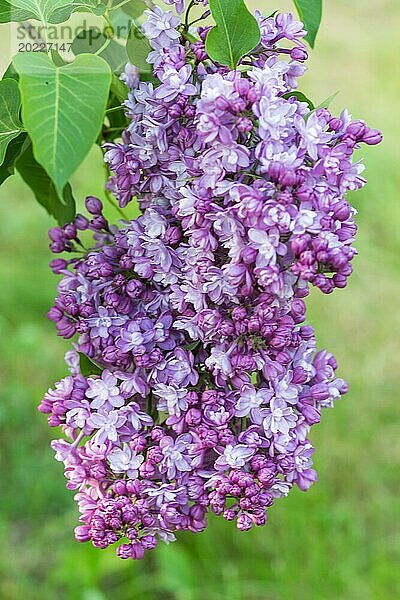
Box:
[14,52,112,196]
[0,78,23,166]
[293,0,322,48]
[16,142,76,224]
[206,0,261,69]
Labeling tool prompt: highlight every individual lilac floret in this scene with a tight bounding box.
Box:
[86,371,124,410]
[108,444,145,478]
[142,7,181,49]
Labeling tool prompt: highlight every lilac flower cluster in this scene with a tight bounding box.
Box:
[39,1,381,560]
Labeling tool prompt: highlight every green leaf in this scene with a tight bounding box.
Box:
[305,91,339,121]
[78,352,102,376]
[71,28,106,55]
[315,90,339,110]
[0,0,106,23]
[108,7,132,38]
[0,79,23,166]
[1,0,75,24]
[72,29,128,74]
[16,142,76,224]
[73,0,106,13]
[293,0,322,48]
[206,0,261,69]
[126,23,152,72]
[50,50,65,67]
[119,0,146,19]
[14,52,112,197]
[0,2,33,22]
[2,62,19,81]
[282,90,315,110]
[101,41,128,75]
[104,110,129,141]
[0,132,28,186]
[110,74,128,102]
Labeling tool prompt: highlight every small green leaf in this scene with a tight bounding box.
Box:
[78,352,102,376]
[0,132,27,186]
[16,142,76,224]
[305,91,339,121]
[0,78,23,166]
[119,0,146,19]
[293,0,322,48]
[95,41,128,75]
[315,90,339,110]
[2,62,19,81]
[50,50,65,67]
[110,74,129,102]
[126,23,152,72]
[108,7,132,38]
[72,29,128,74]
[103,79,129,141]
[185,341,200,352]
[206,0,261,69]
[282,91,315,110]
[71,28,106,55]
[14,52,112,197]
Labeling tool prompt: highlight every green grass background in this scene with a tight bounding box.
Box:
[0,0,399,598]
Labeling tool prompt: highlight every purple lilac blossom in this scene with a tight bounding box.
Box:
[39,2,381,561]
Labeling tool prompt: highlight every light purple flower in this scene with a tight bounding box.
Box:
[142,7,180,49]
[273,372,299,405]
[248,228,278,267]
[262,398,298,435]
[163,348,198,387]
[108,443,144,478]
[154,384,188,417]
[295,113,333,160]
[87,410,126,444]
[145,483,187,508]
[205,347,232,377]
[160,434,194,478]
[116,321,152,354]
[86,370,124,410]
[214,444,255,470]
[235,385,273,419]
[86,306,127,339]
[155,65,197,102]
[120,402,153,431]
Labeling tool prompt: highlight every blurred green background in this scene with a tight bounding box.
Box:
[0,0,399,598]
